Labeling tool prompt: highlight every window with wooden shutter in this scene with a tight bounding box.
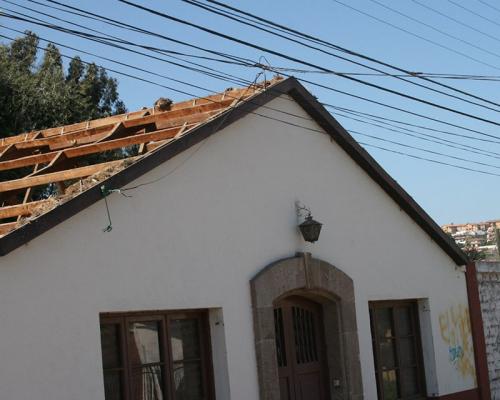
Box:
[369,301,426,400]
[100,310,214,400]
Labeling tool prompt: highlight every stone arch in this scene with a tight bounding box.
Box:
[250,252,363,400]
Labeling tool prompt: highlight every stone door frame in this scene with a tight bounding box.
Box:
[250,253,363,400]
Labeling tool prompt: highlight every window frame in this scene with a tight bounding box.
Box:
[100,309,215,400]
[369,300,427,400]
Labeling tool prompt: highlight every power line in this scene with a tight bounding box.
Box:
[29,0,500,142]
[410,0,500,47]
[333,110,500,160]
[275,68,500,81]
[0,36,497,179]
[476,0,500,15]
[182,0,500,116]
[325,104,500,145]
[2,0,243,67]
[349,130,500,170]
[182,0,500,115]
[358,142,500,177]
[448,0,500,29]
[118,0,500,128]
[5,21,500,164]
[368,0,500,62]
[7,3,500,166]
[0,9,251,87]
[200,0,500,109]
[20,0,500,82]
[38,0,254,66]
[331,0,500,73]
[0,24,249,99]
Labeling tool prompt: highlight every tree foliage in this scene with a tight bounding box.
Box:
[0,32,126,138]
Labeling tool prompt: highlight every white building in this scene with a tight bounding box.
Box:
[0,77,488,400]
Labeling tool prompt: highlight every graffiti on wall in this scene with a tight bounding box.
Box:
[439,304,475,381]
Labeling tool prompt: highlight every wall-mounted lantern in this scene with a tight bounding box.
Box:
[296,202,323,243]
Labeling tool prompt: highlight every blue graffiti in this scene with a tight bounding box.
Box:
[449,345,464,364]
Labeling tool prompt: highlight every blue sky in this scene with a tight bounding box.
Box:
[2,0,500,225]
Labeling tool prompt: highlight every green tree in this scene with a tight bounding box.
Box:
[461,244,487,261]
[0,32,127,138]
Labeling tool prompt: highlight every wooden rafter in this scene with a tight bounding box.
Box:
[0,125,185,172]
[0,157,139,193]
[0,222,17,235]
[1,95,241,147]
[0,200,49,219]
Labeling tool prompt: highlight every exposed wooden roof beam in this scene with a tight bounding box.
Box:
[0,200,49,219]
[0,125,185,171]
[0,222,17,235]
[122,100,234,129]
[1,95,244,148]
[0,157,139,193]
[15,125,114,151]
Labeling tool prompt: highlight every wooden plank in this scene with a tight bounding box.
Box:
[0,222,17,235]
[0,157,139,193]
[26,151,65,177]
[0,200,49,219]
[0,126,183,171]
[122,100,234,129]
[18,163,40,216]
[0,131,39,146]
[146,139,172,152]
[0,153,55,171]
[153,110,223,131]
[15,125,114,150]
[64,127,180,157]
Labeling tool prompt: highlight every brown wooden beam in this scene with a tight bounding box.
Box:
[0,222,17,235]
[0,200,49,219]
[0,126,183,171]
[0,157,139,193]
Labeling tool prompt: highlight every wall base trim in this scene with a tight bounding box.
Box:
[429,388,479,400]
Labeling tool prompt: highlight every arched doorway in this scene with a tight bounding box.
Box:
[274,296,329,400]
[250,253,363,400]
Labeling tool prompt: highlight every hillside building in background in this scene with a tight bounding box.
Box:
[443,220,500,261]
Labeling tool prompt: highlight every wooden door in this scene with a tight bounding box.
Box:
[274,297,329,400]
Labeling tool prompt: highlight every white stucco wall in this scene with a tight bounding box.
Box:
[0,95,474,399]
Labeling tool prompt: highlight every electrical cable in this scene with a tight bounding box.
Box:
[331,0,500,72]
[349,130,500,170]
[0,7,251,87]
[2,18,500,176]
[367,0,500,62]
[118,0,500,128]
[7,13,500,152]
[7,18,500,164]
[197,0,500,108]
[476,0,500,15]
[332,111,500,159]
[182,0,500,114]
[410,0,500,47]
[25,0,500,142]
[448,0,500,29]
[358,142,500,177]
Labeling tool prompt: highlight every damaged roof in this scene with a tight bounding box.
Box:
[0,77,468,264]
[0,79,277,236]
